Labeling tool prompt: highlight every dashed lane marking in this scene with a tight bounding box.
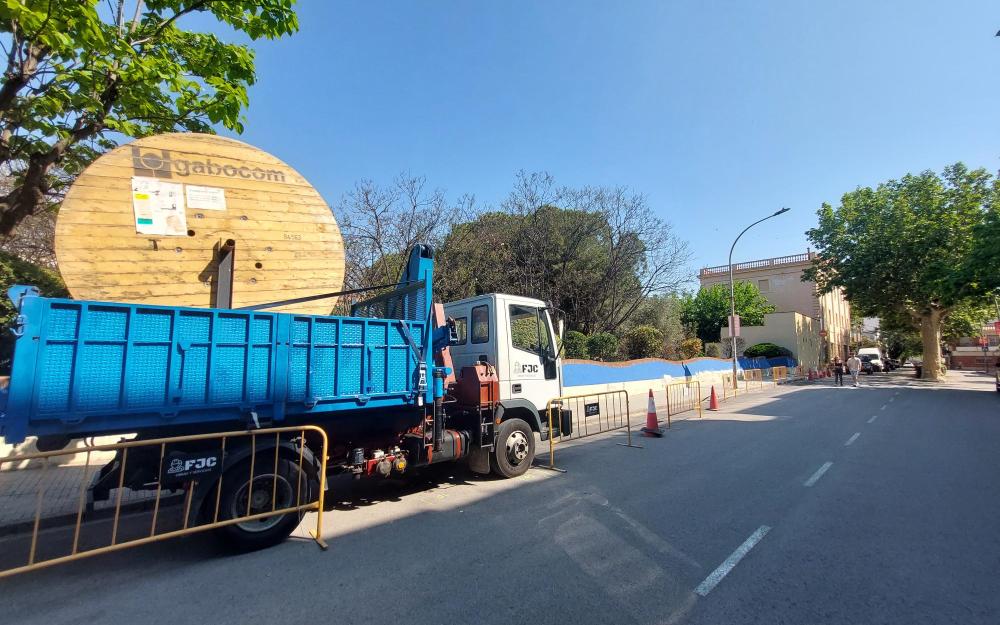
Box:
[845,432,861,446]
[804,462,834,487]
[695,525,771,597]
[868,415,878,423]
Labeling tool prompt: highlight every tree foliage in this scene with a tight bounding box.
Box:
[562,330,589,359]
[0,0,299,234]
[681,282,775,343]
[743,342,792,359]
[0,250,66,371]
[436,172,690,334]
[333,173,474,312]
[586,332,618,361]
[678,337,703,360]
[805,163,999,380]
[620,325,664,360]
[623,294,685,358]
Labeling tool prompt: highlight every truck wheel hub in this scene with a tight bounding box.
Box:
[506,431,529,464]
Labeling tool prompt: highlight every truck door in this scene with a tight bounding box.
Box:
[504,303,560,411]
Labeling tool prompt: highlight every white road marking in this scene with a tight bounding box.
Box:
[894,391,900,396]
[845,432,861,446]
[868,415,878,423]
[880,404,887,411]
[804,461,833,487]
[695,525,771,597]
[888,396,895,403]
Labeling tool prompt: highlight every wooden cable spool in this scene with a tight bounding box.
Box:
[54,133,345,315]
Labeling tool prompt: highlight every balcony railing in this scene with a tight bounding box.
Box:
[699,251,815,277]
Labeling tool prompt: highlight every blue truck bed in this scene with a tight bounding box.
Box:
[0,248,436,445]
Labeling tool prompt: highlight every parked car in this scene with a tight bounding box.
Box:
[860,354,876,374]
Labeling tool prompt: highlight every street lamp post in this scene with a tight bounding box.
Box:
[728,207,791,389]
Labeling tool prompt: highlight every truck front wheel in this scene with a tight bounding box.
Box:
[490,418,535,478]
[213,457,312,552]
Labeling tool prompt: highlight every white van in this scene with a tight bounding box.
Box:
[856,347,885,372]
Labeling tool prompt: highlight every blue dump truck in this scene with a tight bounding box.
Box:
[0,245,571,550]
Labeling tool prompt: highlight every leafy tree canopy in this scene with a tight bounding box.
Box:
[805,163,999,380]
[620,325,664,360]
[681,281,775,344]
[586,332,618,361]
[743,342,792,359]
[562,330,589,359]
[0,0,299,234]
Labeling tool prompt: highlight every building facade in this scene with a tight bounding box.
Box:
[699,251,853,362]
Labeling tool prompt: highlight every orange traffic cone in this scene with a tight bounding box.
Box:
[640,389,663,437]
[708,385,719,411]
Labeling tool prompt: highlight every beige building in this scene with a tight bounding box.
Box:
[722,312,822,368]
[699,251,853,363]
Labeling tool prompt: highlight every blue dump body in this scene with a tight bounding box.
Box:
[0,248,436,445]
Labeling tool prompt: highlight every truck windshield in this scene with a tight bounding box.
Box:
[509,304,552,357]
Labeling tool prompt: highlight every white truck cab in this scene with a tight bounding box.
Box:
[444,293,564,424]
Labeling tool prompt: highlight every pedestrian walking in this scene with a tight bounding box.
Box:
[833,356,845,386]
[846,352,862,387]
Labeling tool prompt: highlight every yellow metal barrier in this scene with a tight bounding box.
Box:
[721,373,738,400]
[743,369,764,390]
[542,390,640,472]
[665,380,703,420]
[772,366,788,383]
[0,425,328,579]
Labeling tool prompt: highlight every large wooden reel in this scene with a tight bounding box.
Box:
[55,133,344,315]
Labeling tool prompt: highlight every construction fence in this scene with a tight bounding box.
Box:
[542,390,641,471]
[0,426,328,579]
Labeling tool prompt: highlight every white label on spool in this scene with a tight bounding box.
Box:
[185,184,227,210]
[132,176,187,236]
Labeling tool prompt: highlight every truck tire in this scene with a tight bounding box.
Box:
[213,457,312,552]
[490,418,534,478]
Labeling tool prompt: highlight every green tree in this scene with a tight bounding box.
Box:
[0,1,299,234]
[805,164,999,380]
[623,294,685,358]
[678,337,703,360]
[436,173,690,334]
[0,251,66,371]
[704,342,722,358]
[562,330,589,359]
[743,342,792,358]
[620,325,664,360]
[681,282,775,344]
[586,332,618,361]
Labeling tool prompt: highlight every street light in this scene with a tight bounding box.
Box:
[728,207,791,388]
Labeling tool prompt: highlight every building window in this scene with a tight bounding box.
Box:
[757,279,770,292]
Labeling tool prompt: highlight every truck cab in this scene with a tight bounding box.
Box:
[444,294,564,435]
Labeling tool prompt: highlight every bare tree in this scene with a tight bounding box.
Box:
[333,173,474,309]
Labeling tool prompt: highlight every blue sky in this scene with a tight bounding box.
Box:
[215,0,998,276]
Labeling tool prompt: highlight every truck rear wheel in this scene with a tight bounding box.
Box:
[213,457,312,552]
[490,418,534,478]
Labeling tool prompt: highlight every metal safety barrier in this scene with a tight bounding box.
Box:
[541,390,640,472]
[721,373,739,400]
[772,366,788,383]
[665,380,703,420]
[0,426,328,579]
[743,369,764,390]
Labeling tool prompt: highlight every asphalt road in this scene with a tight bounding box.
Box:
[1,370,998,625]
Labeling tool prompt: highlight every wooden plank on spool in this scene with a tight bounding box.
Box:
[55,133,345,314]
